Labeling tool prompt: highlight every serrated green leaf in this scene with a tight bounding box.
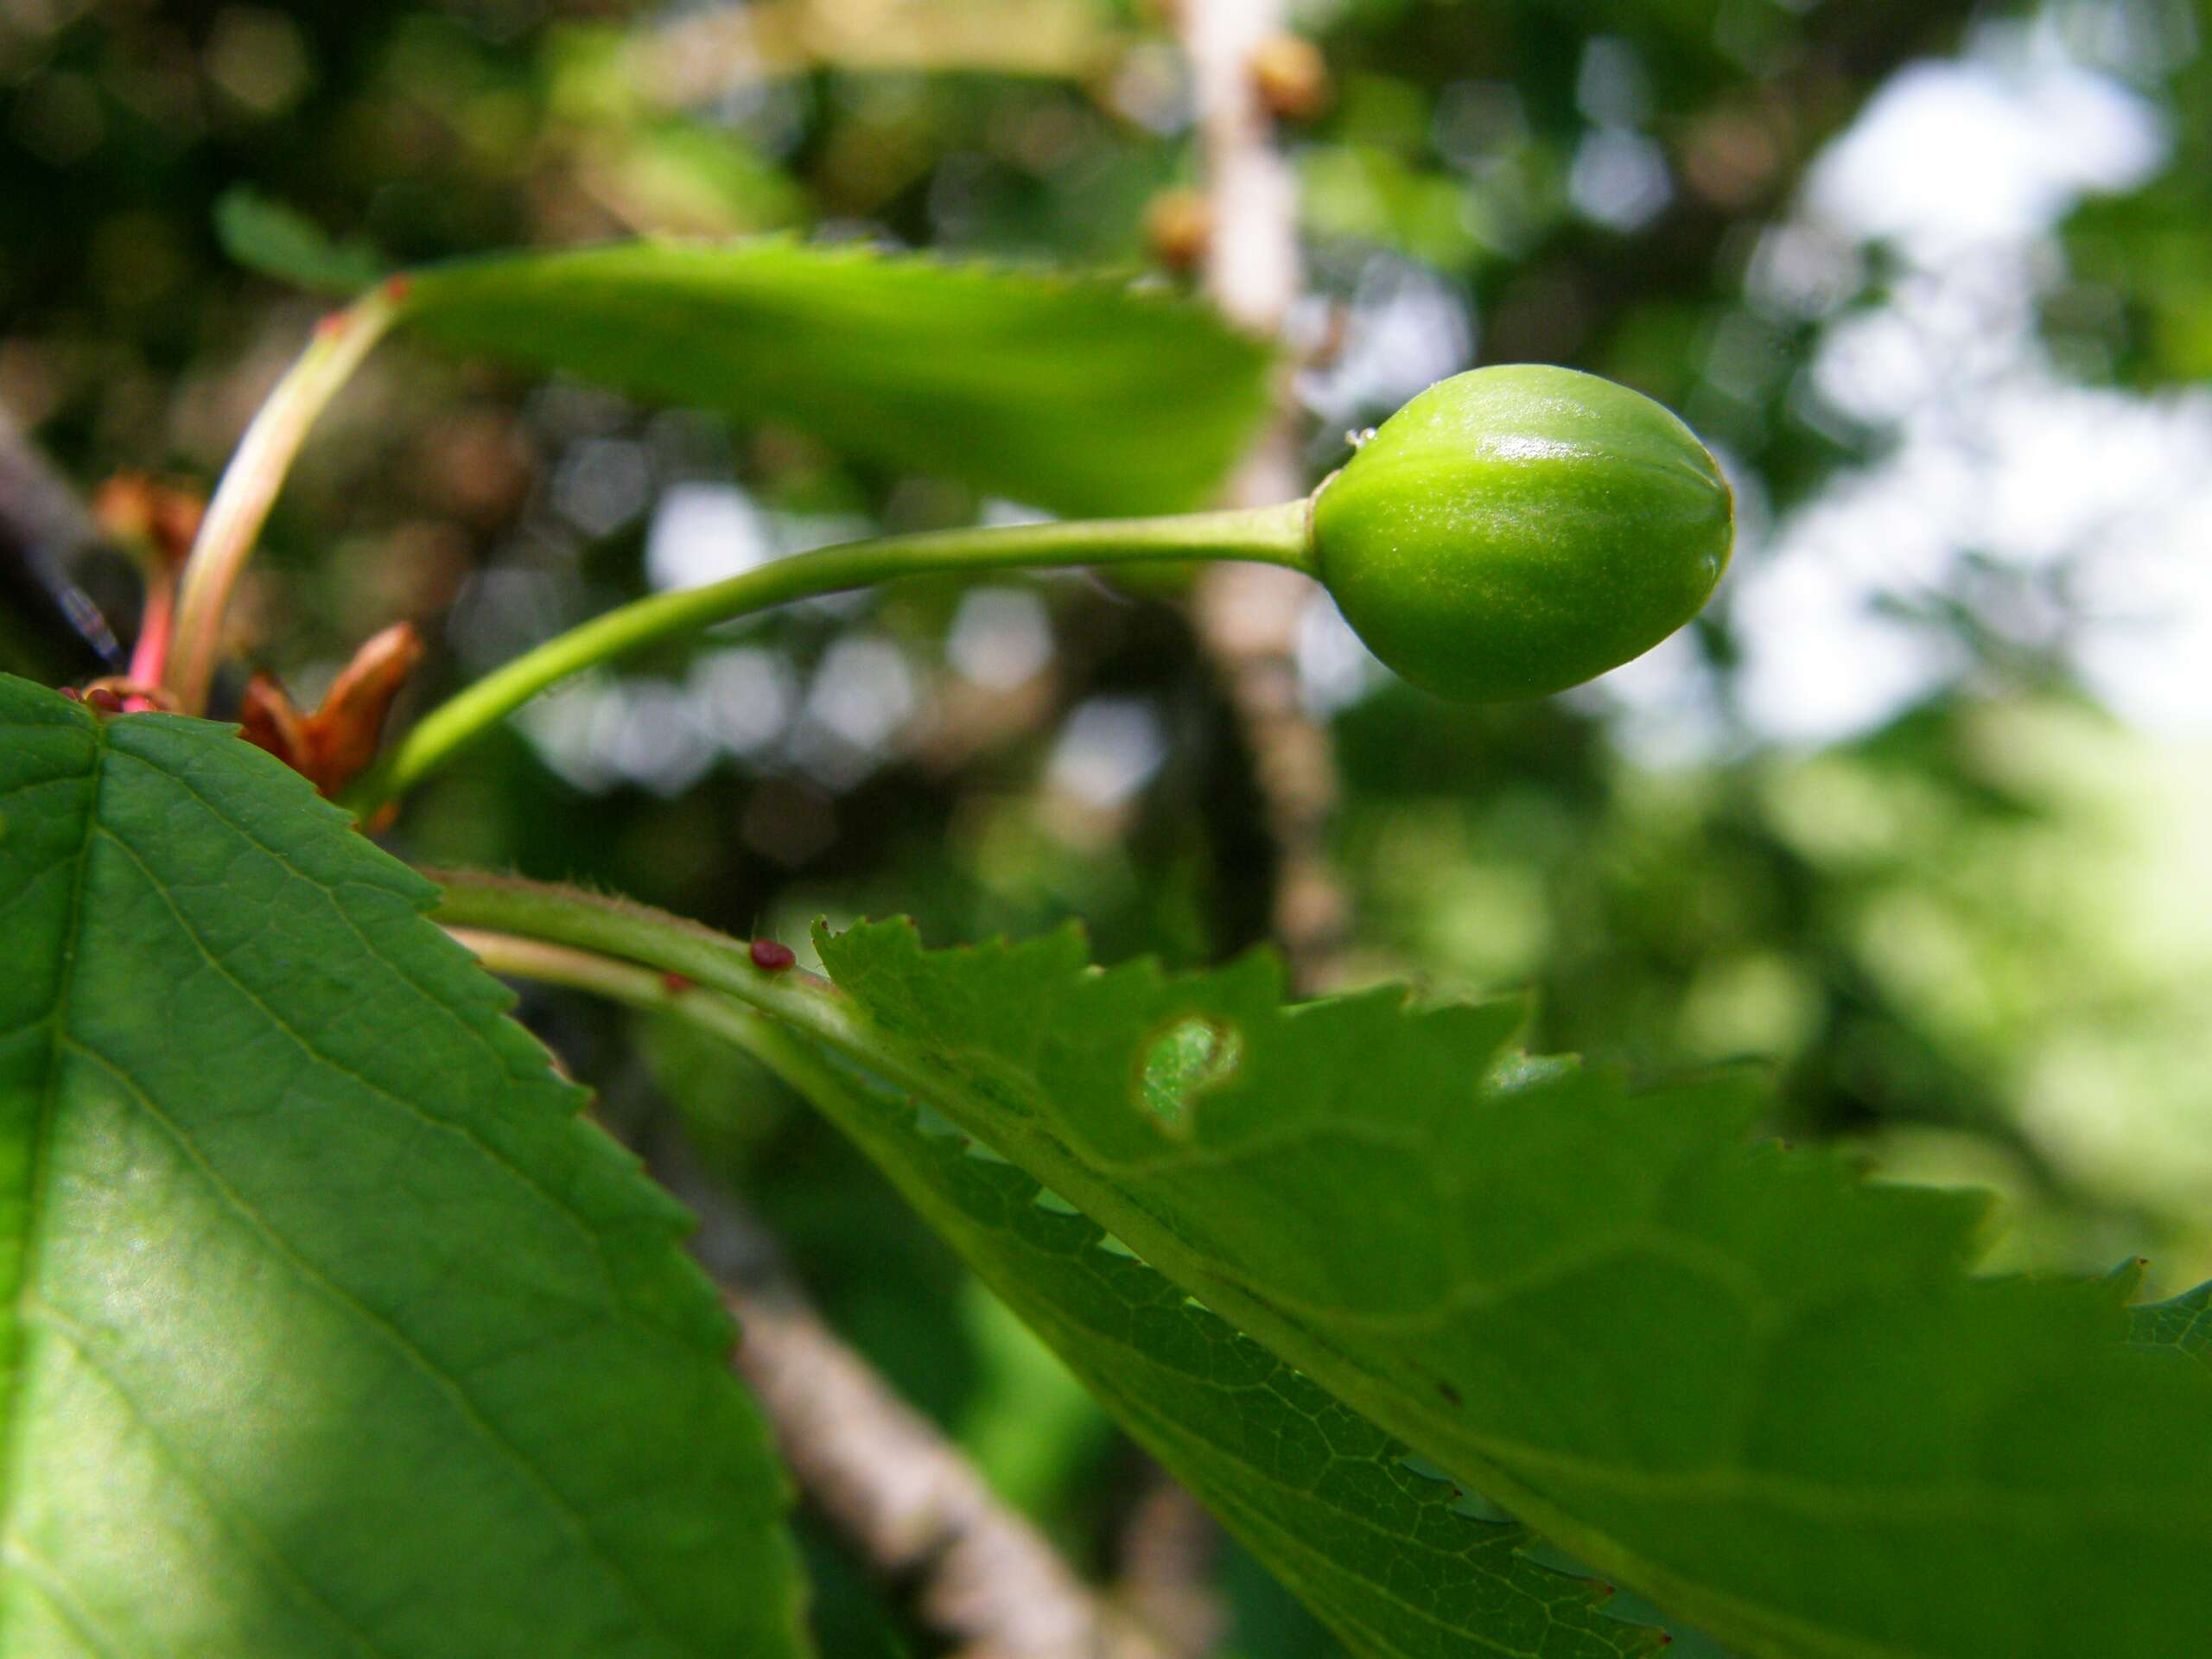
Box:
[423,876,2212,1658]
[717,1018,1668,1659]
[429,880,1713,1657]
[0,677,808,1659]
[375,238,1272,518]
[216,188,392,297]
[218,216,1274,512]
[799,919,2212,1659]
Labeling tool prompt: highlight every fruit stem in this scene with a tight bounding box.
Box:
[164,287,404,714]
[346,498,1313,814]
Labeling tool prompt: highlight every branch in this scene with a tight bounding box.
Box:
[1175,0,1350,994]
[0,408,123,671]
[1116,1476,1228,1659]
[645,1125,1170,1659]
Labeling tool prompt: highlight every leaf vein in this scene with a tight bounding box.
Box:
[58,1038,704,1659]
[87,817,632,1313]
[25,1299,397,1659]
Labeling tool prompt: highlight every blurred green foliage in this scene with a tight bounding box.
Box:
[4,0,2208,1649]
[2061,2,2212,378]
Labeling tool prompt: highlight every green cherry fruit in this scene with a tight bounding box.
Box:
[1309,364,1733,702]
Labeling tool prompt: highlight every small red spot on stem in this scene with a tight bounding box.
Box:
[315,311,347,340]
[381,274,413,305]
[661,971,695,995]
[750,938,797,971]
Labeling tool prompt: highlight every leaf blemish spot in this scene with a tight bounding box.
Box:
[1135,1014,1242,1139]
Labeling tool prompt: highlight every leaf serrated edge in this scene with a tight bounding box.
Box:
[454,914,1682,1658]
[429,880,2212,1659]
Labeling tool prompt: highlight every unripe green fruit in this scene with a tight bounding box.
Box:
[1310,365,1732,702]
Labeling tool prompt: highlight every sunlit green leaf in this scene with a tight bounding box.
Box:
[435,874,2212,1658]
[219,226,1274,518]
[734,1020,1669,1659]
[0,677,808,1659]
[394,238,1272,516]
[801,918,2212,1659]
